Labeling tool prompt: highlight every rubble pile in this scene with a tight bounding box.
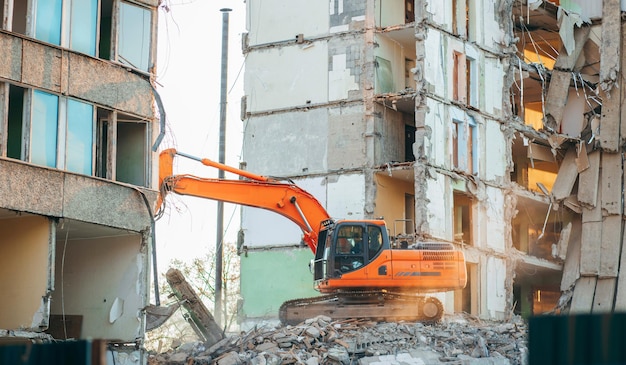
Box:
[148,314,527,365]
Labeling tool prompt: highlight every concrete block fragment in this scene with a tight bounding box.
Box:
[552,148,579,201]
[560,219,581,291]
[544,70,571,131]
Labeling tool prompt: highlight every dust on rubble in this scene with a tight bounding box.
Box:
[148,313,528,365]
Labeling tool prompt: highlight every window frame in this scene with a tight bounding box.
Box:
[451,112,478,175]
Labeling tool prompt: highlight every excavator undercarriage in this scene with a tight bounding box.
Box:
[279,291,444,325]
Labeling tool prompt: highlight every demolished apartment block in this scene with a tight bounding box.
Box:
[0,0,160,362]
[513,0,626,314]
[237,0,626,325]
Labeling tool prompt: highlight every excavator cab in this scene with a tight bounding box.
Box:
[312,220,388,283]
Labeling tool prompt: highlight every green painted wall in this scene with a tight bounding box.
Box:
[240,248,318,318]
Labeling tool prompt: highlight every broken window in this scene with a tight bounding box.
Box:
[452,115,477,174]
[118,1,152,72]
[453,192,473,245]
[466,56,477,107]
[375,56,394,94]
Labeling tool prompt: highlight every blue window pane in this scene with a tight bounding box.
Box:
[118,2,151,71]
[35,0,62,45]
[31,91,59,168]
[67,100,94,174]
[70,0,98,56]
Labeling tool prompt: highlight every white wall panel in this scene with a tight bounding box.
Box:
[245,44,328,112]
[247,0,329,45]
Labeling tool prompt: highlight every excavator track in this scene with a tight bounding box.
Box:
[279,291,444,326]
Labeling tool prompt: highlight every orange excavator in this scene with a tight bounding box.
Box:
[157,148,467,324]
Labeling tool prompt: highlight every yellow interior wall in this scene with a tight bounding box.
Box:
[374,174,414,233]
[51,234,144,340]
[0,216,50,330]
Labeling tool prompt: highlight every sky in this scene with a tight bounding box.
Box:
[154,0,247,270]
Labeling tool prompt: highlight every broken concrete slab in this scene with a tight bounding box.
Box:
[551,148,579,201]
[166,268,224,347]
[561,218,581,291]
[543,70,571,131]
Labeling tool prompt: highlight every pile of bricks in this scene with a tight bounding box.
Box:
[148,314,527,365]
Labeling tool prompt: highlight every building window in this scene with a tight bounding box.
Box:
[452,0,469,37]
[34,0,62,45]
[31,90,59,168]
[466,56,478,107]
[32,0,98,56]
[452,116,477,174]
[66,99,94,174]
[30,90,95,173]
[453,192,473,245]
[4,0,152,71]
[118,1,152,72]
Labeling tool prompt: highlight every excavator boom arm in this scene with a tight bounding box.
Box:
[157,149,330,253]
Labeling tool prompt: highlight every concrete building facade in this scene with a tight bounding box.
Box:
[239,0,626,325]
[0,0,160,362]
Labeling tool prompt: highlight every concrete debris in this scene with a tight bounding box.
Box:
[148,314,527,365]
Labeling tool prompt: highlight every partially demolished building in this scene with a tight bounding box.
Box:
[238,0,626,325]
[0,0,160,361]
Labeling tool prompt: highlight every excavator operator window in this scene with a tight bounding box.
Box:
[367,226,383,262]
[334,225,365,274]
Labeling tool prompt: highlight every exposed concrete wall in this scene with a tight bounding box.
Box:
[484,187,507,252]
[376,104,408,164]
[244,45,329,113]
[484,119,507,181]
[50,234,145,340]
[486,256,507,319]
[0,216,49,330]
[0,158,156,232]
[328,105,368,170]
[0,32,153,118]
[243,110,330,175]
